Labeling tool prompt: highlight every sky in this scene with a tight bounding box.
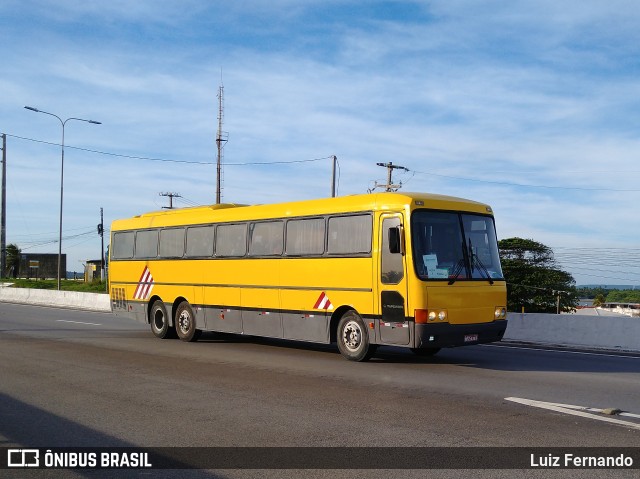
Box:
[0,0,639,286]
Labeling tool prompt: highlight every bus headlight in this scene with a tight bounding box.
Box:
[428,310,447,321]
[494,307,507,320]
[415,309,448,323]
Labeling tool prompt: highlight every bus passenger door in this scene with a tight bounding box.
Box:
[378,215,410,345]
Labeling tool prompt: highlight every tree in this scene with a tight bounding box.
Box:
[593,294,606,307]
[498,238,579,313]
[606,290,640,303]
[576,286,610,299]
[5,243,21,278]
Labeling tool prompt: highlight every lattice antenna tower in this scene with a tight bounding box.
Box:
[216,75,229,204]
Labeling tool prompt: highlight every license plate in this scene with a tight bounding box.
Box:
[464,334,478,343]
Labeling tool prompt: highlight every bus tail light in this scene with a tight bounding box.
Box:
[415,309,429,323]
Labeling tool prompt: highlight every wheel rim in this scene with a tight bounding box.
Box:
[178,310,191,335]
[342,319,362,352]
[153,309,165,332]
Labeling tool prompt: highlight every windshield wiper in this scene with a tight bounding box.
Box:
[468,238,494,285]
[447,259,465,285]
[448,240,469,285]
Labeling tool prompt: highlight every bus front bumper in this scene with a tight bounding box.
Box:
[414,319,507,348]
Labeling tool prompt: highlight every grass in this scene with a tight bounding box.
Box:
[2,278,108,293]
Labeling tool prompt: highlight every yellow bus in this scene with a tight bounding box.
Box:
[109,192,507,361]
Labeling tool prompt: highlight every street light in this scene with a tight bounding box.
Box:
[24,106,101,290]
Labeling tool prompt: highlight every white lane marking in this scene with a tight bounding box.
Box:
[505,397,640,430]
[484,343,640,359]
[538,401,640,420]
[620,412,640,420]
[56,320,102,326]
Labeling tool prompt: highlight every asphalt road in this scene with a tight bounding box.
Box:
[1,302,639,479]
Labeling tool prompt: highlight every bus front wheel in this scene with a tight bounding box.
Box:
[337,311,376,362]
[150,301,174,339]
[175,301,201,342]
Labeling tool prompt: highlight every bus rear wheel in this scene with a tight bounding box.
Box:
[150,301,174,339]
[175,301,201,342]
[337,311,376,362]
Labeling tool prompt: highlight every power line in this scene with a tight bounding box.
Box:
[549,245,640,284]
[176,196,200,207]
[226,157,333,166]
[1,132,332,167]
[3,133,211,164]
[507,282,571,294]
[412,169,640,193]
[18,230,95,250]
[567,272,640,283]
[5,130,639,191]
[562,266,640,277]
[9,224,100,239]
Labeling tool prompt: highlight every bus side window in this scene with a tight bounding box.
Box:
[285,218,325,256]
[135,230,158,259]
[249,221,284,256]
[159,228,185,258]
[216,223,247,257]
[112,231,135,259]
[185,225,214,257]
[327,214,372,255]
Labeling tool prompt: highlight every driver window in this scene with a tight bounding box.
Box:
[381,217,404,284]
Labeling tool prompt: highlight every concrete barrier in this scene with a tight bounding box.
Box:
[504,312,640,352]
[0,288,638,352]
[0,287,110,312]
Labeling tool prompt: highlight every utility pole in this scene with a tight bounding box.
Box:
[372,161,408,192]
[159,192,181,209]
[331,155,337,197]
[0,133,6,278]
[97,207,104,283]
[215,79,228,204]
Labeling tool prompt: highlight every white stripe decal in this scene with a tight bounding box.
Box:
[313,291,334,310]
[133,282,143,300]
[134,267,154,300]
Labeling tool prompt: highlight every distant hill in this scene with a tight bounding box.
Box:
[578,285,636,290]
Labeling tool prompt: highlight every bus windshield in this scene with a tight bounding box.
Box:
[411,210,504,282]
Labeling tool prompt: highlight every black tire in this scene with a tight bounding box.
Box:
[150,301,174,339]
[336,310,377,361]
[175,301,200,342]
[410,347,441,357]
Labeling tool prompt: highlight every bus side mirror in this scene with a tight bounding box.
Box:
[388,226,404,255]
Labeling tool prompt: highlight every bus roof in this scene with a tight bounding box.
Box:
[111,192,493,230]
